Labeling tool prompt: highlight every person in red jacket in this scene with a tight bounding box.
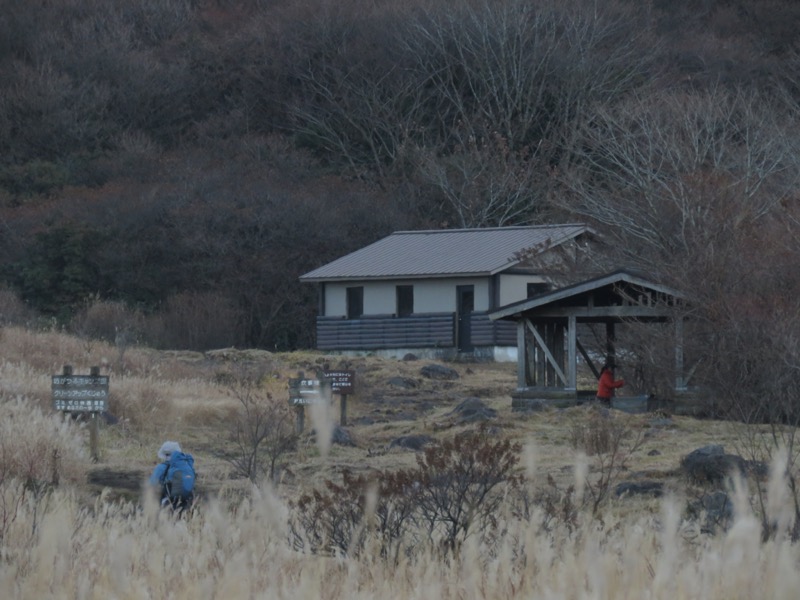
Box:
[596,363,625,406]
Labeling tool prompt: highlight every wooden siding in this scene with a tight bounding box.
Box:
[316,313,517,351]
[470,312,517,346]
[316,314,454,350]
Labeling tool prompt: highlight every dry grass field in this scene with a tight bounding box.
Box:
[1,325,799,599]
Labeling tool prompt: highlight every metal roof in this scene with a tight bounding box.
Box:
[489,269,685,321]
[300,224,592,282]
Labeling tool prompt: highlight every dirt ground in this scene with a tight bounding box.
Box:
[80,349,741,513]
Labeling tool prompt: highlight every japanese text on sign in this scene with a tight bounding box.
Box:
[52,374,108,412]
[288,378,324,405]
[323,370,354,394]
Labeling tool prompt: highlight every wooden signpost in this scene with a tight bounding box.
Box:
[52,365,108,461]
[288,369,355,432]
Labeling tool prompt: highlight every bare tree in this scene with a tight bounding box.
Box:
[557,83,800,422]
[221,366,298,485]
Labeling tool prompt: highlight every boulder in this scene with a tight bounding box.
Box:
[687,491,734,534]
[389,435,433,451]
[420,364,460,380]
[681,445,747,484]
[331,426,356,447]
[449,398,497,422]
[615,480,664,498]
[387,376,418,389]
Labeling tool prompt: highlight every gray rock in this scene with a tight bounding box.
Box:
[331,426,356,447]
[681,446,747,484]
[387,376,418,389]
[389,435,433,451]
[615,481,664,498]
[449,398,496,422]
[687,491,734,534]
[420,364,460,380]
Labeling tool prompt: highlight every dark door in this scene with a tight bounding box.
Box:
[456,285,474,352]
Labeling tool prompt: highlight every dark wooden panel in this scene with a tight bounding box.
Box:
[470,313,517,346]
[316,313,517,350]
[316,314,455,350]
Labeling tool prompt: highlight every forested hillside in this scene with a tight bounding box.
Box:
[0,0,798,393]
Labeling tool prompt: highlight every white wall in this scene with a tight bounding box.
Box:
[324,278,490,317]
[497,274,550,306]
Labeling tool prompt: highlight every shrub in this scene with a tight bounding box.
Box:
[0,393,88,492]
[219,365,297,484]
[289,426,522,557]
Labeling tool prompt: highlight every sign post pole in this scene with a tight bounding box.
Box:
[52,364,108,462]
[288,369,356,431]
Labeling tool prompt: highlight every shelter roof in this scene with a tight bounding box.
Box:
[490,268,684,321]
[300,224,592,282]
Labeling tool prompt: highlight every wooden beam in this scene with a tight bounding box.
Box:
[567,315,577,391]
[577,339,600,379]
[519,306,673,319]
[526,321,567,386]
[684,358,701,387]
[517,320,526,389]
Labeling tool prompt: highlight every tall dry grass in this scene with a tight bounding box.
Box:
[1,467,799,599]
[3,325,800,598]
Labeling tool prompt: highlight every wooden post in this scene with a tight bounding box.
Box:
[340,394,347,426]
[516,320,526,389]
[63,365,73,376]
[567,315,577,391]
[89,412,99,462]
[295,406,305,433]
[90,365,101,461]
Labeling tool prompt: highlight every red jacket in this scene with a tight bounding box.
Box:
[597,369,624,398]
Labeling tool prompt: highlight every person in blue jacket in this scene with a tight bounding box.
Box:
[149,440,195,509]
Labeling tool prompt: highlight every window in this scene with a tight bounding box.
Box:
[346,287,363,319]
[396,285,414,317]
[527,282,550,297]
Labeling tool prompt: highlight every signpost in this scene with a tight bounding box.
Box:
[325,370,354,426]
[52,365,108,461]
[288,369,355,432]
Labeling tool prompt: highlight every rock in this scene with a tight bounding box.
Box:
[647,449,661,456]
[389,435,433,451]
[449,398,496,422]
[687,491,734,534]
[331,426,356,447]
[681,445,747,484]
[402,353,418,361]
[615,480,664,498]
[387,376,418,389]
[420,364,460,380]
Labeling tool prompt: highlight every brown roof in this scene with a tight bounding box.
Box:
[300,224,591,282]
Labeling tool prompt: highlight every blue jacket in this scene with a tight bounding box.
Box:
[149,462,168,487]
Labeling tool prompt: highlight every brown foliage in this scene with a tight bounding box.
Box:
[290,427,522,557]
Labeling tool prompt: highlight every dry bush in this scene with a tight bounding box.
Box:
[108,378,174,438]
[69,298,144,345]
[290,427,521,556]
[568,409,645,514]
[143,291,242,351]
[217,365,297,484]
[0,288,33,326]
[0,393,88,492]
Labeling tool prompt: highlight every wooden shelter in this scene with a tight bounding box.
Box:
[489,269,689,405]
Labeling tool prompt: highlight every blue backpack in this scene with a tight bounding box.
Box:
[161,451,196,504]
